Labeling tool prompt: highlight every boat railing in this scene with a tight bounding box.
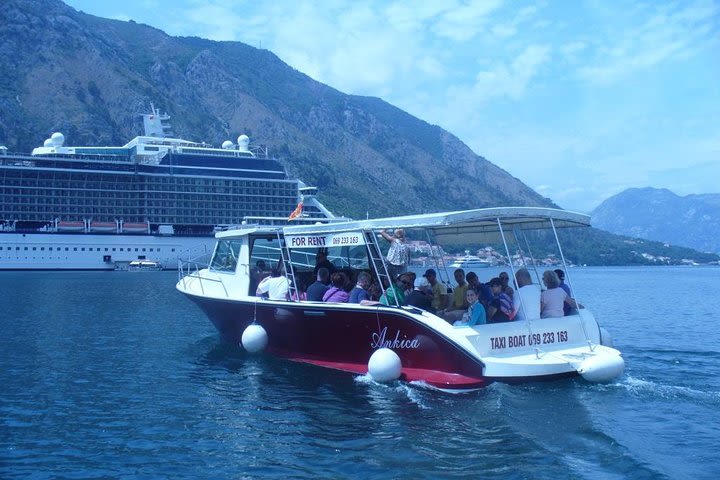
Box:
[178,256,228,297]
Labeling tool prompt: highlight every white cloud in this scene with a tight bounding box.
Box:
[465,44,552,102]
[431,0,504,41]
[577,1,719,85]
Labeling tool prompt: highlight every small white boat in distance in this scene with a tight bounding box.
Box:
[128,260,163,271]
[177,207,624,390]
[449,253,492,269]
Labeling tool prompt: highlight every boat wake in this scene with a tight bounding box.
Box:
[354,374,433,409]
[615,375,720,406]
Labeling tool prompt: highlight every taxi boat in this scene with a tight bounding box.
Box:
[176,207,624,390]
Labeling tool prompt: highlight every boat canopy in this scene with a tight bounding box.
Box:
[280,207,590,245]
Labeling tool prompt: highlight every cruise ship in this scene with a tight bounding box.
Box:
[0,106,343,270]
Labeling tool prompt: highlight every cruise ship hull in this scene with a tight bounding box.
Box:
[0,232,215,270]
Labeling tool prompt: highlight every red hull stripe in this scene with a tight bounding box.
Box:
[287,357,489,389]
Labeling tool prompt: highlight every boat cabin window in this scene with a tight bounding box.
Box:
[210,239,242,272]
[284,232,373,297]
[248,236,284,295]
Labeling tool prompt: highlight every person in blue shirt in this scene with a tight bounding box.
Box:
[454,289,486,327]
[349,271,371,303]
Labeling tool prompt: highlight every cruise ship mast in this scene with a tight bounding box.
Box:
[142,103,174,138]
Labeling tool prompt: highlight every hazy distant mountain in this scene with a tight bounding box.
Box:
[0,0,552,219]
[591,188,720,253]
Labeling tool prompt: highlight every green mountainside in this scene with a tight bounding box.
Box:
[1,0,717,266]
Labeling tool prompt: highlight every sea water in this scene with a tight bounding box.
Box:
[1,267,718,479]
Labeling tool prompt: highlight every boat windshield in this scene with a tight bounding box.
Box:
[210,239,242,272]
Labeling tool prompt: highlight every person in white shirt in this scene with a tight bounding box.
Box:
[540,270,577,318]
[514,268,541,321]
[256,265,289,300]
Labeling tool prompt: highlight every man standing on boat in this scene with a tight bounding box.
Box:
[379,228,409,280]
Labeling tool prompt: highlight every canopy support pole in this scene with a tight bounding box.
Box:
[550,218,593,350]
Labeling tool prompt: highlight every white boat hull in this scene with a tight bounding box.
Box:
[0,232,215,270]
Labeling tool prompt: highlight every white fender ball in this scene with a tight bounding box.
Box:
[368,348,402,383]
[241,324,268,353]
[577,354,625,383]
[599,327,614,348]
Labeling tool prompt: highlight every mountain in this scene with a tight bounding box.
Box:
[591,188,720,254]
[0,0,552,220]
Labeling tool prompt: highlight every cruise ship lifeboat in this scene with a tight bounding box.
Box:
[122,222,150,233]
[57,221,85,232]
[89,221,117,233]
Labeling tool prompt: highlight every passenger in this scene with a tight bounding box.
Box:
[313,249,336,277]
[402,271,416,296]
[554,269,576,315]
[403,276,433,312]
[423,269,447,315]
[466,272,493,308]
[453,289,486,327]
[367,279,382,302]
[291,282,307,301]
[322,271,349,303]
[487,277,515,323]
[444,268,469,323]
[379,228,409,280]
[306,267,330,301]
[513,268,541,321]
[499,271,514,299]
[255,264,289,300]
[541,270,578,318]
[249,259,267,294]
[349,271,372,303]
[380,274,406,306]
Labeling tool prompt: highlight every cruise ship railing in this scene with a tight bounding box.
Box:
[178,258,229,297]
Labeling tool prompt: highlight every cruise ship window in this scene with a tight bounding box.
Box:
[120,248,124,251]
[73,248,77,251]
[24,247,28,250]
[32,247,36,251]
[81,248,85,251]
[112,248,116,251]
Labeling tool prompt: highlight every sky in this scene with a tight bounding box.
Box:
[63,0,720,213]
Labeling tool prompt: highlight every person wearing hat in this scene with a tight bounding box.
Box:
[423,268,447,314]
[403,276,433,312]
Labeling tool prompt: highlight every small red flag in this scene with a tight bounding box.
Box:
[288,201,303,220]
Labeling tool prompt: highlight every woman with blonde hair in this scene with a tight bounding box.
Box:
[540,270,577,318]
